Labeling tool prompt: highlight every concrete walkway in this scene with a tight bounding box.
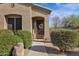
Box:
[27,41,48,56]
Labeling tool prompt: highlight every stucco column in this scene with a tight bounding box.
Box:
[22,15,31,31]
[22,6,32,33]
[29,7,32,34]
[44,16,51,41]
[1,15,6,29]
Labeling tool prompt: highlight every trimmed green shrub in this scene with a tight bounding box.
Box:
[50,29,79,52]
[0,29,14,35]
[0,35,23,56]
[15,30,32,49]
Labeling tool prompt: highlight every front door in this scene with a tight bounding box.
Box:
[36,20,44,39]
[32,17,44,39]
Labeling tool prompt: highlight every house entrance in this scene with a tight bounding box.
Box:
[5,14,22,32]
[32,17,44,39]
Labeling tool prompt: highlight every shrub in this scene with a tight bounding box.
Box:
[0,29,14,35]
[0,35,23,56]
[15,30,32,49]
[50,29,79,52]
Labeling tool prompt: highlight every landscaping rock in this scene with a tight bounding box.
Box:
[24,49,29,56]
[12,43,24,56]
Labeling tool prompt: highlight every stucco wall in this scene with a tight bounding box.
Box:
[0,3,32,32]
[0,3,51,40]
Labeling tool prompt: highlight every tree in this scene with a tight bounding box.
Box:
[62,15,79,29]
[51,16,60,28]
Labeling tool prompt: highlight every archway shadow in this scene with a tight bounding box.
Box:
[30,45,59,54]
[30,45,79,56]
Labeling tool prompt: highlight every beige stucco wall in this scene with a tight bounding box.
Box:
[0,3,32,32]
[32,8,50,41]
[0,3,51,40]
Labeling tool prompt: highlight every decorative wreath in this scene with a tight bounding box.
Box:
[39,23,43,29]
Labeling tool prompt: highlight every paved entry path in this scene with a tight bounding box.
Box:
[27,41,48,56]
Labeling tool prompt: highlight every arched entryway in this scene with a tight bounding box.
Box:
[5,14,22,32]
[32,17,44,39]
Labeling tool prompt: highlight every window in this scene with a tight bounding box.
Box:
[5,14,22,32]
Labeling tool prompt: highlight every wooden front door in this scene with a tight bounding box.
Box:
[32,17,44,39]
[36,20,44,39]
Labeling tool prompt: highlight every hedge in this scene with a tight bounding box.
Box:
[50,29,79,52]
[15,30,32,49]
[0,29,14,35]
[0,35,23,56]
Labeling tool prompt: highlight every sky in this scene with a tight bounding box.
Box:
[37,3,79,27]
